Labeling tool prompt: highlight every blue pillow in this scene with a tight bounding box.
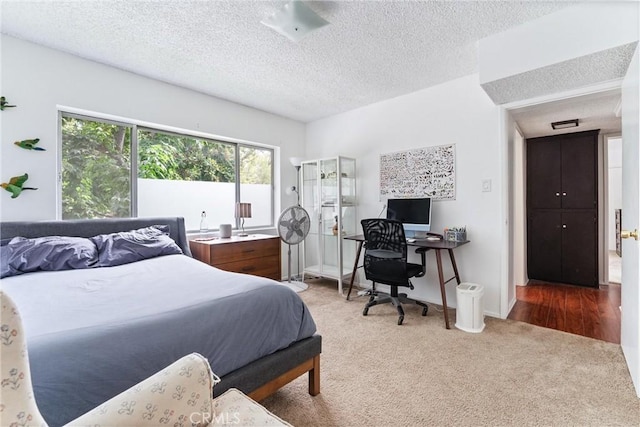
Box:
[0,236,99,278]
[90,225,183,267]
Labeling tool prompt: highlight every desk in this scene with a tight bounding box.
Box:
[344,235,469,329]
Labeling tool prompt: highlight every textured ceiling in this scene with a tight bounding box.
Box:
[0,0,577,122]
[481,43,637,105]
[510,90,622,139]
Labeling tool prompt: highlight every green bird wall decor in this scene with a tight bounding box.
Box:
[1,173,38,198]
[14,138,45,151]
[0,96,16,110]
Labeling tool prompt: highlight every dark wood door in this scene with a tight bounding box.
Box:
[527,210,562,282]
[561,211,598,287]
[527,138,561,209]
[561,133,597,209]
[526,130,599,288]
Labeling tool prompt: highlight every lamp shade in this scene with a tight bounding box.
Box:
[289,157,303,167]
[285,185,297,195]
[235,202,252,219]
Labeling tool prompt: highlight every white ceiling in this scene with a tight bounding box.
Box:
[511,90,622,138]
[0,0,627,138]
[1,0,581,123]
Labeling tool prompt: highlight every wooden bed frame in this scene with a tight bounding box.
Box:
[1,217,321,403]
[247,353,320,401]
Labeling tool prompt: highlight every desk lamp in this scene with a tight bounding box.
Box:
[235,202,252,237]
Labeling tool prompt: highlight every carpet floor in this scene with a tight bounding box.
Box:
[261,279,640,426]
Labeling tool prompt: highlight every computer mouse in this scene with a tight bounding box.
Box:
[406,238,416,243]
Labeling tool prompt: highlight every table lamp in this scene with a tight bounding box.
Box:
[235,202,252,237]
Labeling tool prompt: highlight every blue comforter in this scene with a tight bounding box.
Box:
[1,254,317,426]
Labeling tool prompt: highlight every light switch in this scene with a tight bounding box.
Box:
[482,179,492,192]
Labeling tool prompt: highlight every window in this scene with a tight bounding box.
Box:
[61,115,132,219]
[239,145,273,228]
[60,113,274,231]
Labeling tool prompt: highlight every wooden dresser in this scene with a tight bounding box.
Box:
[189,234,281,281]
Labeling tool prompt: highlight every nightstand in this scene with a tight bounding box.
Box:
[189,234,281,281]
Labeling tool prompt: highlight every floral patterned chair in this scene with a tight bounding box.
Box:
[0,291,291,427]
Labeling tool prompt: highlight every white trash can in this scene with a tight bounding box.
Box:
[455,283,485,333]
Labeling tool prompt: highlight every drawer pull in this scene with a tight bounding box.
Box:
[242,249,256,253]
[241,266,256,272]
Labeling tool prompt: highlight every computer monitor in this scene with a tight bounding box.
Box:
[386,197,432,237]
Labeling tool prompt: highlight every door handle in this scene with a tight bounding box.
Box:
[621,229,639,240]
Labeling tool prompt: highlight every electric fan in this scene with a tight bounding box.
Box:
[278,205,311,292]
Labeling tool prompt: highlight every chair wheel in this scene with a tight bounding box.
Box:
[398,315,404,325]
[422,307,428,316]
[363,307,369,316]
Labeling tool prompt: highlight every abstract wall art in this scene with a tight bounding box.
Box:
[380,144,455,201]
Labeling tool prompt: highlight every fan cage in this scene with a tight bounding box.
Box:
[278,205,311,245]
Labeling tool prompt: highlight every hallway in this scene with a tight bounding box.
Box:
[508,281,621,344]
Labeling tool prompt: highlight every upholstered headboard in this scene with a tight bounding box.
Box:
[0,217,192,257]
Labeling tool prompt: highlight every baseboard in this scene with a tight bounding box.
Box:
[484,309,501,318]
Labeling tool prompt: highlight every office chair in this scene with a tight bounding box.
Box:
[360,218,429,325]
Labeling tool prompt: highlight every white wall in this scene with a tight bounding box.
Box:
[0,36,305,224]
[502,108,515,316]
[306,74,503,317]
[479,2,640,84]
[608,137,623,250]
[513,128,527,286]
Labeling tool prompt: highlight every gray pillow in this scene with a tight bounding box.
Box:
[0,236,99,278]
[91,225,183,267]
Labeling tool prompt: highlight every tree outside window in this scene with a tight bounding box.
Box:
[61,116,131,219]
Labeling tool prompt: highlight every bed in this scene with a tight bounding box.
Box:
[0,217,321,426]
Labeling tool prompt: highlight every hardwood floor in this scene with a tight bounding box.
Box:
[508,281,621,344]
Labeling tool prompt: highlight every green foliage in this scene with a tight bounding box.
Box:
[240,146,272,185]
[138,130,236,182]
[61,117,131,219]
[138,141,180,180]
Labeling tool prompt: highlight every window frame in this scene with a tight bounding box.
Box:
[58,110,275,231]
[237,142,275,229]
